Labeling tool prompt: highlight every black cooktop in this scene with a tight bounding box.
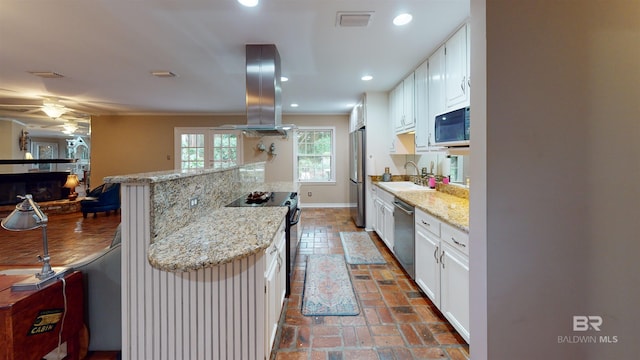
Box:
[226,191,297,208]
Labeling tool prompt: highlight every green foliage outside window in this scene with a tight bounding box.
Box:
[297,129,333,181]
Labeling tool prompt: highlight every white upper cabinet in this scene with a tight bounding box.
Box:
[414,60,429,152]
[390,73,415,134]
[428,45,446,146]
[445,24,470,110]
[402,72,415,132]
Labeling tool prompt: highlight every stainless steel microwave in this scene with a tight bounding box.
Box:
[434,107,470,147]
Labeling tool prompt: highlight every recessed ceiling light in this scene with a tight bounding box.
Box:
[393,13,413,26]
[290,103,299,108]
[238,0,258,7]
[281,76,289,82]
[361,75,373,81]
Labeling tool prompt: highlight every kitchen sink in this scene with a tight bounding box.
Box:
[377,181,435,192]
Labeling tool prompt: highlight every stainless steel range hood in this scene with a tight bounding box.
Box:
[219,44,295,137]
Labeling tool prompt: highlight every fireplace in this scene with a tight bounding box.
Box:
[0,172,71,205]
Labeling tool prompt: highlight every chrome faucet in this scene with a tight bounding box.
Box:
[404,161,420,176]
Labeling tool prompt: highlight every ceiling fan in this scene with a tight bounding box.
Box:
[0,92,92,135]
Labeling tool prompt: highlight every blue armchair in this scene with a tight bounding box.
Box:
[81,183,121,218]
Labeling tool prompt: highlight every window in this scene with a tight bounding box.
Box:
[295,127,335,182]
[180,132,205,169]
[212,133,239,169]
[175,128,242,170]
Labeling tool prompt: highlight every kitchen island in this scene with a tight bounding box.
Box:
[105,162,296,360]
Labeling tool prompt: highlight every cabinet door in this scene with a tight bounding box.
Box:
[276,232,287,307]
[439,242,470,342]
[414,61,429,152]
[402,73,415,131]
[428,45,446,146]
[414,226,441,307]
[383,203,395,253]
[445,25,469,109]
[265,259,278,354]
[391,85,404,133]
[374,198,385,240]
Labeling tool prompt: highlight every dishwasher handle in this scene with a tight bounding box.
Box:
[393,200,414,215]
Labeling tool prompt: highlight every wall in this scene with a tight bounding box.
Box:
[294,115,349,206]
[91,114,350,205]
[90,114,245,185]
[0,119,29,173]
[472,0,640,359]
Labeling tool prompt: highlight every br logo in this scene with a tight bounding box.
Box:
[573,315,602,331]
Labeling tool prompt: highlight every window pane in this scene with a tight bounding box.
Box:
[296,128,334,182]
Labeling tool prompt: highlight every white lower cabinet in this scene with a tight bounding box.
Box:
[414,208,469,342]
[415,224,440,305]
[265,221,287,356]
[374,185,395,253]
[439,241,469,342]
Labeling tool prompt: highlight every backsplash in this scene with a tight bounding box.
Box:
[370,174,469,199]
[435,183,469,199]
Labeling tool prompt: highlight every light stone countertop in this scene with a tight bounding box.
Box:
[375,183,469,232]
[147,206,288,272]
[105,167,231,184]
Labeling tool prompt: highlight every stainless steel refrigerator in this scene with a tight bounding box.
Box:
[349,127,365,227]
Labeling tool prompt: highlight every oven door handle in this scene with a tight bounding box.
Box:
[290,208,302,226]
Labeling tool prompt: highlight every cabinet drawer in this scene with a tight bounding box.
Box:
[376,186,395,204]
[415,208,441,237]
[441,224,468,256]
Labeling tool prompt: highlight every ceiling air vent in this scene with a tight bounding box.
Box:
[336,11,374,27]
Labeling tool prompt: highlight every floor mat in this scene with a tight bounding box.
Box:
[301,254,359,316]
[340,231,386,265]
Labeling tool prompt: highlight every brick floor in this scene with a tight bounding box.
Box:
[272,208,469,360]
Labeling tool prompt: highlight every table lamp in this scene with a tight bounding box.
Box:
[1,194,69,291]
[64,174,80,200]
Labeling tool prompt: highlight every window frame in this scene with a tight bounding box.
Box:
[174,127,243,170]
[293,126,336,184]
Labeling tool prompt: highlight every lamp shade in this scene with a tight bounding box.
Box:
[1,195,46,231]
[64,174,79,189]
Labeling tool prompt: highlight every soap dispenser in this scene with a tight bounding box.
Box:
[382,167,392,182]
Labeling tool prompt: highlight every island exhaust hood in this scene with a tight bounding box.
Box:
[218,44,295,137]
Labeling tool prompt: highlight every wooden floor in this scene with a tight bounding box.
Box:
[0,211,120,271]
[0,210,121,360]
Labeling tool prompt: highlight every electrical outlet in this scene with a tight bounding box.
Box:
[189,197,198,208]
[307,192,312,197]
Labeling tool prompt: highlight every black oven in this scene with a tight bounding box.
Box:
[226,191,300,296]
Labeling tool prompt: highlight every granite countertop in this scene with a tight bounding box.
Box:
[374,183,469,232]
[148,206,288,272]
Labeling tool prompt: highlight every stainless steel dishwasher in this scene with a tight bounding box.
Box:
[393,197,415,279]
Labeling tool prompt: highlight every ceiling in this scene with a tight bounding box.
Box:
[0,0,469,137]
